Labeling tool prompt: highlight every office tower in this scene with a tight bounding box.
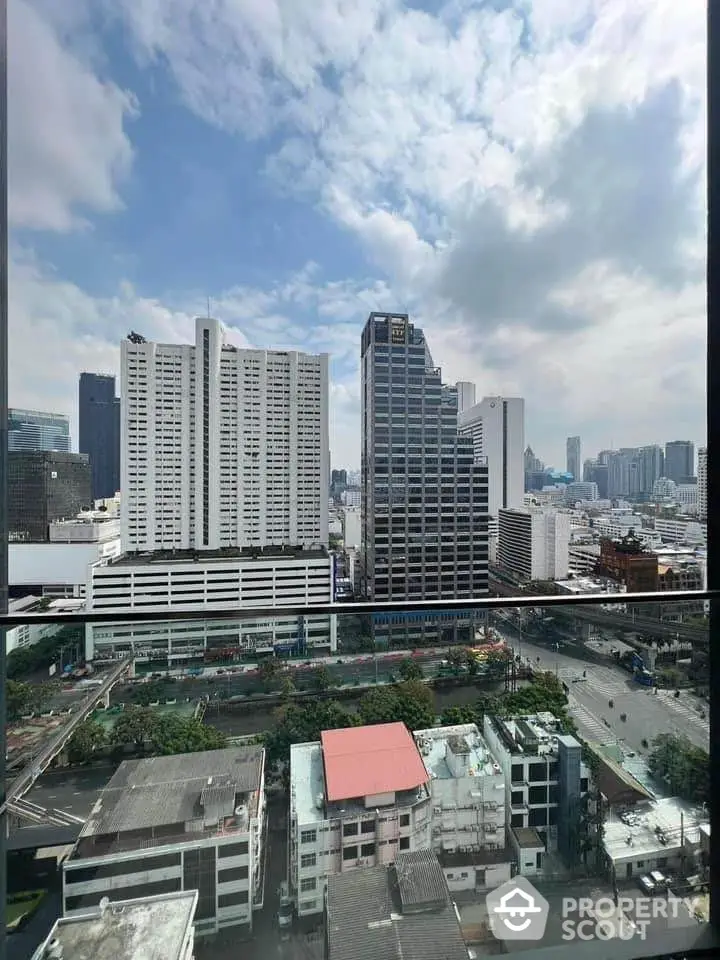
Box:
[121,320,329,552]
[524,445,543,474]
[455,381,476,413]
[497,507,570,580]
[607,451,632,498]
[79,373,121,500]
[8,408,70,452]
[9,451,91,541]
[584,461,609,499]
[698,447,707,521]
[566,436,581,481]
[635,445,664,495]
[360,312,488,614]
[458,396,524,517]
[665,440,695,483]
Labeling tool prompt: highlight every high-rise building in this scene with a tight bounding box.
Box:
[524,445,543,474]
[665,440,695,483]
[79,373,121,500]
[459,396,524,517]
[9,451,91,542]
[121,320,329,552]
[636,445,664,495]
[698,447,707,521]
[360,313,488,632]
[455,380,476,412]
[566,436,581,481]
[8,408,70,452]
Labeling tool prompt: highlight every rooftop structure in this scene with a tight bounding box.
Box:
[321,723,429,802]
[413,724,499,781]
[603,797,709,877]
[325,850,469,960]
[31,891,197,960]
[74,748,263,857]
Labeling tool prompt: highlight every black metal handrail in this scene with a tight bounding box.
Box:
[0,589,715,627]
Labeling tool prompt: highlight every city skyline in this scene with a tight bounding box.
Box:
[9,2,705,471]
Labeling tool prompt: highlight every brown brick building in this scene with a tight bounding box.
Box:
[596,536,658,592]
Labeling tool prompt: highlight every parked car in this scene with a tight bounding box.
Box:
[638,875,655,895]
[650,870,667,889]
[277,883,293,929]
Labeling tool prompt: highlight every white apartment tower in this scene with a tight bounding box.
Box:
[497,507,570,581]
[698,447,707,521]
[121,320,329,552]
[459,396,525,518]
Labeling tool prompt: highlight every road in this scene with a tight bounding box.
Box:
[507,636,709,754]
[21,765,115,820]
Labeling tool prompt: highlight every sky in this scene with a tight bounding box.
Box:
[9,0,706,471]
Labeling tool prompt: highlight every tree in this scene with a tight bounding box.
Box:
[110,705,157,751]
[67,719,107,765]
[134,680,167,707]
[648,733,709,804]
[440,705,477,727]
[7,680,53,720]
[398,658,424,682]
[258,658,280,691]
[310,666,332,692]
[358,680,435,732]
[150,715,226,756]
[445,648,468,670]
[279,675,296,701]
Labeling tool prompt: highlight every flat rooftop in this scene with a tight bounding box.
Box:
[322,723,429,802]
[73,747,263,858]
[32,891,197,960]
[487,712,573,756]
[326,850,468,960]
[603,797,708,864]
[109,545,327,566]
[414,724,500,779]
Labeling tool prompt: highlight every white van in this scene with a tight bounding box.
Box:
[638,875,655,895]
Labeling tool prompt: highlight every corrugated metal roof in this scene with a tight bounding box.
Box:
[321,723,429,802]
[82,747,263,837]
[326,852,469,960]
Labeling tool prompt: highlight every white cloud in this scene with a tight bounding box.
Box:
[10,0,709,467]
[9,0,137,231]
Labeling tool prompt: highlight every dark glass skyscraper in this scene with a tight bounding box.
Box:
[361,312,488,644]
[664,440,695,484]
[9,451,92,541]
[79,373,120,500]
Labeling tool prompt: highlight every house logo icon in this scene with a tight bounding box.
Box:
[486,877,550,941]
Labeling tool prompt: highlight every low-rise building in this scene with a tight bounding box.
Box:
[62,747,265,937]
[289,723,432,918]
[603,798,708,880]
[597,536,659,592]
[85,546,336,662]
[482,714,590,866]
[5,596,65,655]
[413,724,512,892]
[325,850,469,960]
[31,891,198,960]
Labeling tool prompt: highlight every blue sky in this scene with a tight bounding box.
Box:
[9,0,706,469]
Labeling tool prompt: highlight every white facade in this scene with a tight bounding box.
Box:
[565,481,598,502]
[85,550,336,660]
[497,508,570,581]
[5,596,66,655]
[289,741,431,918]
[676,484,698,510]
[341,508,361,549]
[654,518,707,546]
[455,381,476,412]
[459,396,524,518]
[63,748,265,937]
[413,725,506,858]
[698,447,707,521]
[10,539,122,596]
[49,516,121,542]
[340,488,361,508]
[122,320,329,552]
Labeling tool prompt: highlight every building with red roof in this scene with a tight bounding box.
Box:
[289,722,432,920]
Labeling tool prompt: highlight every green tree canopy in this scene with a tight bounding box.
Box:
[648,733,709,805]
[310,666,332,692]
[440,705,477,727]
[358,680,435,731]
[7,680,54,721]
[398,658,424,682]
[150,715,226,756]
[110,705,158,750]
[67,719,107,764]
